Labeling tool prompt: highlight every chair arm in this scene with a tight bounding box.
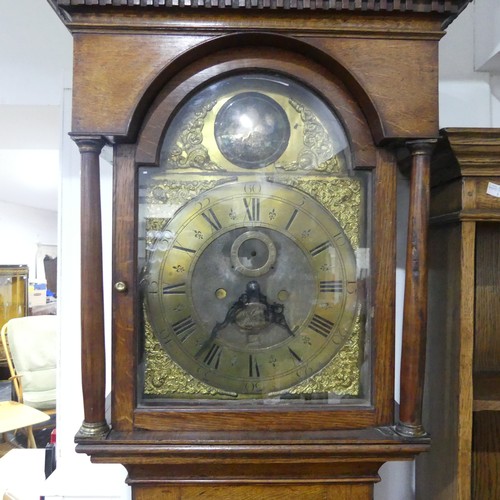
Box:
[8,374,24,404]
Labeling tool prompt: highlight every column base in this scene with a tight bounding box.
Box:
[395,422,428,438]
[76,420,111,440]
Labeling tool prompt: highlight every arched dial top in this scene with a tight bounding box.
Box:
[145,181,358,396]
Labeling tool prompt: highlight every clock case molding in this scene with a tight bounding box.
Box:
[49,0,470,495]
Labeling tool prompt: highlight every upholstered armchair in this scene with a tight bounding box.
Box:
[0,315,57,447]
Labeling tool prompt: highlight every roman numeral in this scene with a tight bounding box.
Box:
[285,208,298,230]
[203,344,223,369]
[249,355,260,378]
[243,197,260,222]
[162,283,186,295]
[309,241,331,257]
[201,208,222,231]
[288,347,302,363]
[309,314,334,337]
[171,316,197,342]
[334,232,347,246]
[173,245,196,255]
[319,280,343,293]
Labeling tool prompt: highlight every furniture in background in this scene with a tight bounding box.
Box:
[0,315,57,448]
[0,266,29,380]
[416,128,500,500]
[0,401,50,449]
[43,256,57,298]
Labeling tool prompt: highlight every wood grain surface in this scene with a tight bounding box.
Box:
[417,129,500,499]
[473,412,500,500]
[133,483,373,500]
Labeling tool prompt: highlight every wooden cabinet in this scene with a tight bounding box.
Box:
[416,128,500,500]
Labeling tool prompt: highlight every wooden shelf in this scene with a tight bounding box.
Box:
[473,372,500,412]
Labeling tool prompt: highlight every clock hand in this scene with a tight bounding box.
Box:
[197,281,295,360]
[244,281,295,337]
[266,302,295,338]
[194,296,246,359]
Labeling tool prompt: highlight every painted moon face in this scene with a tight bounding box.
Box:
[214,92,290,169]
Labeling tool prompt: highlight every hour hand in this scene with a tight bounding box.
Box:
[195,296,246,358]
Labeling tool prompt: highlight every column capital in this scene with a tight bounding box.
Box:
[405,139,438,156]
[70,134,106,155]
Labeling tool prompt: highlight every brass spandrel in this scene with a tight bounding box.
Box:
[282,176,362,249]
[288,316,363,396]
[145,179,224,207]
[160,86,347,175]
[161,99,224,172]
[275,98,344,174]
[144,313,220,396]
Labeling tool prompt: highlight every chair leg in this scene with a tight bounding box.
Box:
[26,426,37,448]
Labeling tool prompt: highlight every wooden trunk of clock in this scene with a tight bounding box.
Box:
[48,1,470,498]
[416,129,500,500]
[133,483,372,499]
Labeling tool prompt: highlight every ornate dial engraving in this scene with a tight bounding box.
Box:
[159,73,350,174]
[144,181,359,396]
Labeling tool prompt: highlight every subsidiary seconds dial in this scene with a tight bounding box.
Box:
[145,181,358,396]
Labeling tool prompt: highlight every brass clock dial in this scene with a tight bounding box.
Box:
[145,181,358,396]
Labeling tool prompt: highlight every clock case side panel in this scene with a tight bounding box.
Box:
[372,148,397,425]
[109,40,398,433]
[112,144,140,432]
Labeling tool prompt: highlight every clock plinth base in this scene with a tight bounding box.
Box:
[132,483,373,500]
[76,427,429,499]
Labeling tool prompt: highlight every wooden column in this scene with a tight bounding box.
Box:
[72,135,110,439]
[397,140,436,437]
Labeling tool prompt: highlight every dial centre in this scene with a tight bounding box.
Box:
[230,230,277,277]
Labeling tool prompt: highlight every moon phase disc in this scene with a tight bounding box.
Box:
[214,92,290,169]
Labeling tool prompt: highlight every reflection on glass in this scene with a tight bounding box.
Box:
[138,72,371,407]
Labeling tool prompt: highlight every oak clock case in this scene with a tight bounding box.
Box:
[139,72,370,406]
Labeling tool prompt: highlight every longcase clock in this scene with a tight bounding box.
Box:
[48,1,470,498]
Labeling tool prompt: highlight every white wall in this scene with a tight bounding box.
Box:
[0,1,72,107]
[439,3,492,127]
[0,200,57,280]
[439,0,500,128]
